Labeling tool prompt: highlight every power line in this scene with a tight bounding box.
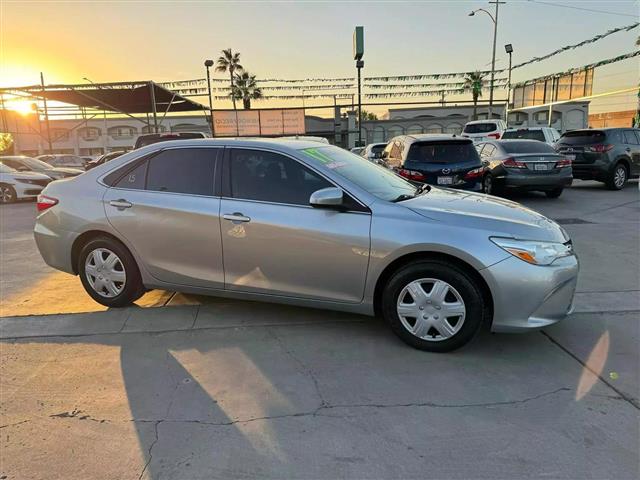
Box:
[527,0,638,18]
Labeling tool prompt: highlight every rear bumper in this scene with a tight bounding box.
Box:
[34,218,76,274]
[571,163,610,180]
[497,170,573,190]
[481,254,579,333]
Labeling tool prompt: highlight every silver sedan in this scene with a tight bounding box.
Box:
[34,139,579,352]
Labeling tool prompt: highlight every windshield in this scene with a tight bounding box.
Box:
[406,141,480,164]
[463,123,497,134]
[15,157,51,170]
[502,130,545,142]
[0,162,17,173]
[559,130,606,145]
[301,146,416,202]
[500,141,556,154]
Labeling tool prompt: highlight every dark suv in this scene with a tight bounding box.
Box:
[382,135,484,191]
[554,128,640,190]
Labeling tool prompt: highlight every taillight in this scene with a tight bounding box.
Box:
[503,157,527,169]
[398,168,426,181]
[488,132,501,139]
[37,195,58,212]
[464,167,485,180]
[586,144,614,153]
[556,157,572,168]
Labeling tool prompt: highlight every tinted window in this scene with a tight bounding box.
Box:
[146,148,216,195]
[502,130,546,141]
[230,149,331,205]
[371,144,386,155]
[406,141,480,164]
[559,130,606,145]
[623,130,639,145]
[463,123,497,134]
[302,146,415,202]
[115,161,147,190]
[500,141,556,154]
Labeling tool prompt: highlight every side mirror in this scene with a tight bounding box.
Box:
[309,187,344,209]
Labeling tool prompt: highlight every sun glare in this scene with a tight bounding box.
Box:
[5,99,37,116]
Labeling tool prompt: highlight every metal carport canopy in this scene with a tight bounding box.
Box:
[2,81,208,113]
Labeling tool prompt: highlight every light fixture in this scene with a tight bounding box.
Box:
[505,44,513,54]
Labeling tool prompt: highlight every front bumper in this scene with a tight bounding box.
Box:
[481,254,579,333]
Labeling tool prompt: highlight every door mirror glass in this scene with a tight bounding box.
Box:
[309,187,344,208]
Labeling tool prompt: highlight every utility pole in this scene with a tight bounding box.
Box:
[204,59,214,135]
[353,26,364,147]
[40,72,53,153]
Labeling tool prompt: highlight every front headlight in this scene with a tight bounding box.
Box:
[490,237,573,266]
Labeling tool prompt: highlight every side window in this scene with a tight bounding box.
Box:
[115,160,147,190]
[381,143,393,159]
[230,149,332,206]
[623,130,639,145]
[146,148,217,196]
[389,141,401,160]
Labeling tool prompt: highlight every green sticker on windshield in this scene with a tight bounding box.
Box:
[303,148,334,164]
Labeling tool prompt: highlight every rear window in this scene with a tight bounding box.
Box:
[371,144,385,154]
[500,141,556,154]
[135,133,204,148]
[463,123,497,134]
[559,130,606,145]
[502,130,545,142]
[406,141,480,164]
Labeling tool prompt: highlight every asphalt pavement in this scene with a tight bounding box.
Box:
[1,180,638,479]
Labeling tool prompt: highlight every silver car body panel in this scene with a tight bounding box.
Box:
[34,138,578,330]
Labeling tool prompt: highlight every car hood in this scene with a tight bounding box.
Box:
[48,167,83,175]
[12,171,52,181]
[404,187,569,243]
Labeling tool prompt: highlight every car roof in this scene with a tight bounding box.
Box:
[393,134,468,144]
[132,137,331,154]
[465,119,502,125]
[504,127,549,131]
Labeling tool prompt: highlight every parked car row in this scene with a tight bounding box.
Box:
[0,162,52,203]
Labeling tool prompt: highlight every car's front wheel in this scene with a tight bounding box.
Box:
[78,236,145,307]
[545,188,563,198]
[482,174,500,196]
[0,184,16,204]
[381,261,485,352]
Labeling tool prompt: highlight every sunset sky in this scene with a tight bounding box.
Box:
[1,0,638,114]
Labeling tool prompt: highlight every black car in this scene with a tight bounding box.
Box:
[85,151,125,170]
[476,140,573,198]
[554,128,640,190]
[134,132,208,149]
[382,135,484,191]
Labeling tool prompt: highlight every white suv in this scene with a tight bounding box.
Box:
[462,120,507,142]
[501,127,561,145]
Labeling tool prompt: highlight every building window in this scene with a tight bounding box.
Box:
[109,126,137,139]
[79,127,101,141]
[406,125,424,135]
[426,124,443,134]
[372,126,385,143]
[51,129,70,142]
[142,125,167,134]
[445,123,462,135]
[387,125,404,139]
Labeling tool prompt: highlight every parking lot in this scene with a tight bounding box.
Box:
[1,180,639,479]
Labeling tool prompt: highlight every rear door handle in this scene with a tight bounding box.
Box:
[109,199,133,209]
[223,212,251,223]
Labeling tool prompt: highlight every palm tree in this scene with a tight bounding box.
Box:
[232,72,263,110]
[463,71,486,120]
[215,48,243,110]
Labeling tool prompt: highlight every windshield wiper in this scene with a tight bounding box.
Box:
[391,193,415,203]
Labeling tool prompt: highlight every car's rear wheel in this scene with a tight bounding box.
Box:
[0,184,16,204]
[78,236,145,307]
[606,163,627,190]
[545,188,563,198]
[381,261,484,352]
[482,174,500,196]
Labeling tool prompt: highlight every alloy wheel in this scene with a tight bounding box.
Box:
[614,166,626,189]
[0,186,14,203]
[84,248,127,298]
[396,278,466,341]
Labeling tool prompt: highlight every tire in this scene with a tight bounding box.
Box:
[381,261,485,352]
[482,174,500,196]
[545,188,563,199]
[606,163,627,190]
[77,236,145,307]
[0,184,16,204]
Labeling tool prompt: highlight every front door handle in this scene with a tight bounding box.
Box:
[109,199,133,209]
[223,212,251,223]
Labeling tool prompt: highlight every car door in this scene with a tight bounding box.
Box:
[103,147,224,288]
[622,130,640,176]
[220,147,371,303]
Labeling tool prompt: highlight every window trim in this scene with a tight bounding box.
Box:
[223,146,370,213]
[102,146,222,198]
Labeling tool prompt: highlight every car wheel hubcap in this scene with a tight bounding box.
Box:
[1,187,13,203]
[85,248,126,298]
[396,278,466,342]
[614,167,626,188]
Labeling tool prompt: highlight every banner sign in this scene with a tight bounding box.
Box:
[212,109,305,137]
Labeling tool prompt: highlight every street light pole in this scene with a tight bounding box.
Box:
[204,59,214,135]
[504,43,513,125]
[469,1,504,119]
[356,59,363,147]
